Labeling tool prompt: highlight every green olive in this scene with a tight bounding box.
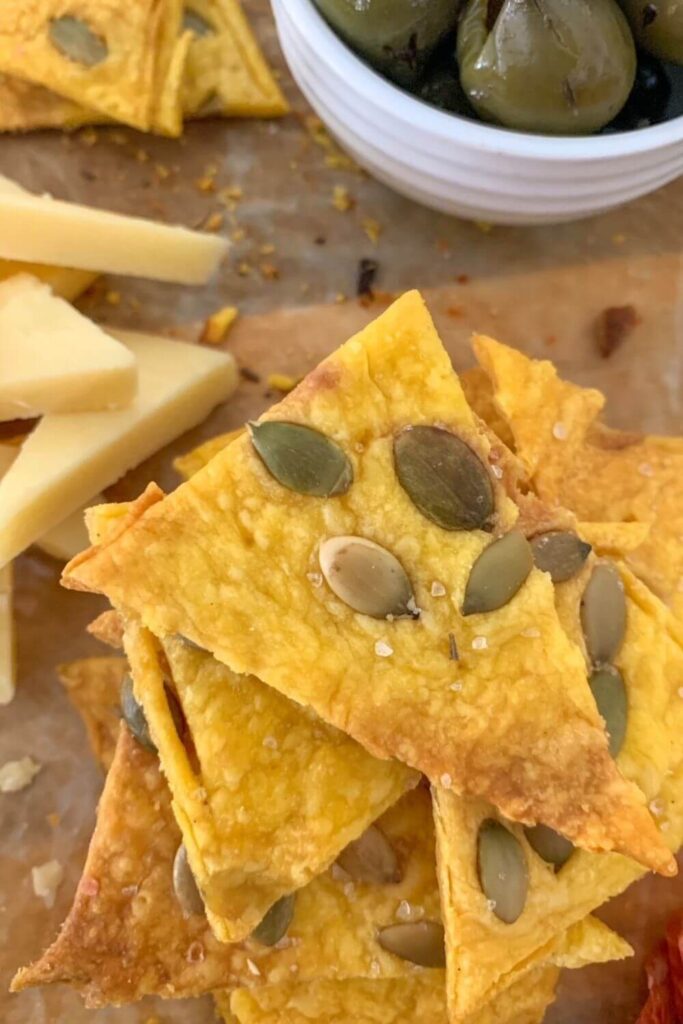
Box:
[457,0,637,134]
[313,0,461,87]
[619,2,683,64]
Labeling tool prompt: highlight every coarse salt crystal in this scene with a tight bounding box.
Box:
[649,799,664,817]
[450,682,462,692]
[522,627,541,639]
[486,898,497,912]
[306,572,323,588]
[396,899,413,921]
[343,881,356,900]
[375,640,393,657]
[472,636,488,651]
[32,860,63,908]
[369,959,381,978]
[552,422,568,441]
[491,464,503,479]
[638,462,655,477]
[246,958,261,976]
[440,773,452,788]
[431,581,446,597]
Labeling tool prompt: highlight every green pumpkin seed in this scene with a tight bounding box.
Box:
[530,531,592,584]
[172,844,204,916]
[477,819,528,924]
[48,16,108,67]
[524,824,574,870]
[336,825,401,884]
[251,893,296,946]
[182,8,215,35]
[394,426,495,531]
[249,421,353,497]
[462,531,533,616]
[377,921,445,967]
[581,563,626,665]
[120,674,156,753]
[589,666,628,758]
[319,536,417,619]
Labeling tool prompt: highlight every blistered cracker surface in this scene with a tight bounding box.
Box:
[57,657,126,770]
[0,0,169,129]
[173,428,243,481]
[226,968,560,1024]
[13,725,438,1006]
[0,73,96,130]
[63,290,672,873]
[124,621,416,943]
[474,335,683,623]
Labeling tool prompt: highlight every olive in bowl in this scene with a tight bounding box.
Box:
[619,1,683,64]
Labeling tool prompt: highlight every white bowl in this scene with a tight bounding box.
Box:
[272,0,683,225]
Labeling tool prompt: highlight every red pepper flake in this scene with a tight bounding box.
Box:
[595,304,640,359]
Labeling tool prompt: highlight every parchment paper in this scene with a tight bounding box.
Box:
[0,2,682,1021]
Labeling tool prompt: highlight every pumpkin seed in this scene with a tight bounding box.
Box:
[48,16,108,67]
[394,426,495,531]
[249,421,353,497]
[336,825,401,884]
[120,674,156,753]
[377,921,445,967]
[530,531,592,584]
[182,8,215,35]
[589,666,628,758]
[462,531,533,616]
[174,634,206,653]
[319,536,417,619]
[581,562,626,665]
[251,893,296,946]
[477,819,528,924]
[524,824,574,870]
[172,844,204,916]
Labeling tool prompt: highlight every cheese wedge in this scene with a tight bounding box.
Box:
[0,189,227,284]
[0,330,237,568]
[38,499,102,562]
[0,275,137,419]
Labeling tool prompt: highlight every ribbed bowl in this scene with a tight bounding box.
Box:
[272,0,683,225]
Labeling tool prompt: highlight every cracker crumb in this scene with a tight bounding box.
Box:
[231,227,246,242]
[374,640,393,658]
[0,756,41,793]
[472,636,488,651]
[237,261,253,277]
[32,860,63,907]
[332,185,354,212]
[362,218,382,245]
[267,373,299,392]
[259,262,280,281]
[440,773,452,788]
[219,185,243,204]
[335,292,347,304]
[552,422,568,441]
[246,958,261,976]
[200,306,238,345]
[430,581,446,597]
[259,243,276,256]
[154,163,171,180]
[203,210,224,232]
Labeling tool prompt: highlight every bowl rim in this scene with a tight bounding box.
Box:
[279,0,683,160]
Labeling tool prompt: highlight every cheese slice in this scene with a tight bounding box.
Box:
[0,331,237,568]
[37,499,103,562]
[0,177,98,300]
[0,275,137,420]
[0,188,227,284]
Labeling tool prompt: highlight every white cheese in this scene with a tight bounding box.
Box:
[37,498,103,562]
[0,756,41,793]
[0,275,137,419]
[32,860,64,907]
[0,330,237,567]
[0,187,227,284]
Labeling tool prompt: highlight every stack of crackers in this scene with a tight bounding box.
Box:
[0,0,287,135]
[13,292,683,1022]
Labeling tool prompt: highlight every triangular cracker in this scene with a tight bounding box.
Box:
[57,656,126,770]
[123,619,416,943]
[64,290,673,874]
[472,336,683,622]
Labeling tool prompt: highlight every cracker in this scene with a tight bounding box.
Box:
[124,620,416,943]
[63,290,673,873]
[57,656,125,769]
[473,335,683,622]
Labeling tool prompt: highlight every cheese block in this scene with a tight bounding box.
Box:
[0,560,14,705]
[0,331,237,568]
[0,188,227,284]
[0,275,137,420]
[38,499,103,562]
[0,177,98,300]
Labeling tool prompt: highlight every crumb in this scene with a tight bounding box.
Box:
[0,756,41,793]
[259,262,280,281]
[446,305,464,318]
[595,305,639,359]
[154,163,171,180]
[267,373,299,393]
[135,148,149,164]
[79,127,98,147]
[362,218,382,245]
[200,306,238,345]
[471,636,488,651]
[440,773,452,788]
[105,290,121,306]
[259,243,276,256]
[231,227,246,242]
[239,366,261,383]
[374,640,393,658]
[203,211,224,232]
[237,261,253,277]
[32,860,63,907]
[335,292,347,304]
[552,422,568,441]
[456,273,470,284]
[332,185,354,212]
[195,174,216,193]
[46,812,60,828]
